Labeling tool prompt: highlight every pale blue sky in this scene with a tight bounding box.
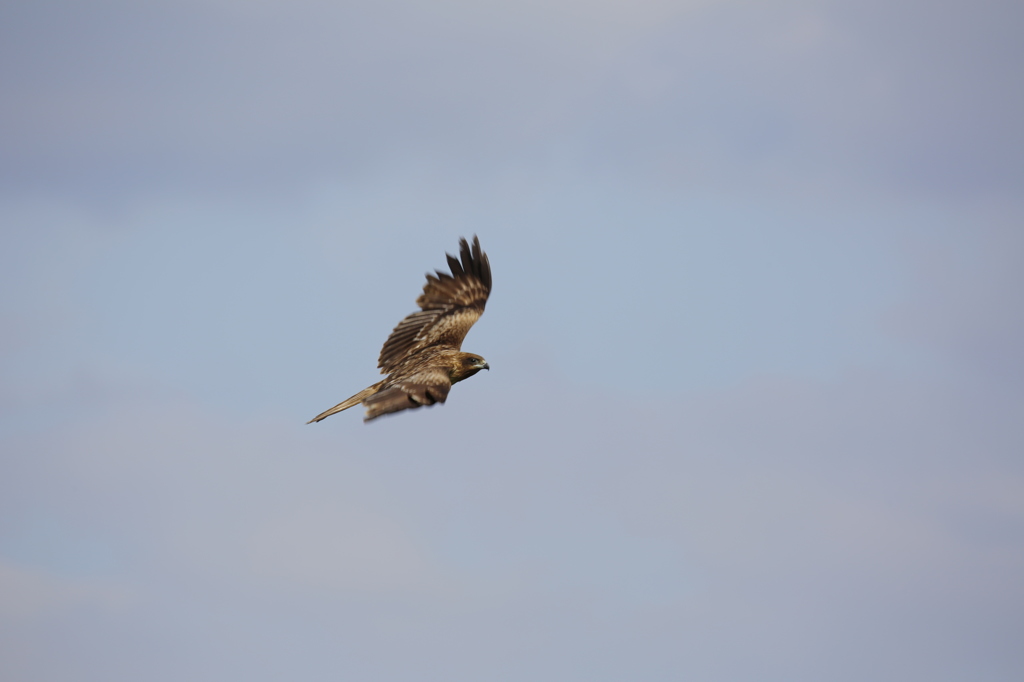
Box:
[2,1,1022,680]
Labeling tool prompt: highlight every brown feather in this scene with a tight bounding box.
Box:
[362,366,452,421]
[306,381,384,423]
[377,235,491,373]
[307,237,491,424]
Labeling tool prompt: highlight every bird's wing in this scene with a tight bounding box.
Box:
[362,366,452,421]
[377,236,491,373]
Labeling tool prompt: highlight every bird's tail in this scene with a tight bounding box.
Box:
[307,382,384,424]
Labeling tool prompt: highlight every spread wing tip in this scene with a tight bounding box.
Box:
[441,236,490,290]
[461,235,490,290]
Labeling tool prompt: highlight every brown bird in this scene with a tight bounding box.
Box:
[308,236,492,423]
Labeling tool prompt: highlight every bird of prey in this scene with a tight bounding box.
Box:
[308,236,491,423]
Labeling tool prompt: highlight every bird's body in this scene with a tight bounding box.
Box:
[308,237,491,423]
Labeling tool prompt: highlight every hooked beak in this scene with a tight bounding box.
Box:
[482,362,490,370]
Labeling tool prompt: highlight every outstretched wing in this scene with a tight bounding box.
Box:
[362,367,452,421]
[377,236,491,373]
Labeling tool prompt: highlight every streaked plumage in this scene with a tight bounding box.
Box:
[308,236,491,423]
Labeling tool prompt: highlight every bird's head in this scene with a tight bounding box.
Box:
[452,353,489,382]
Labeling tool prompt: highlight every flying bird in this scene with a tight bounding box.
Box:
[308,236,492,423]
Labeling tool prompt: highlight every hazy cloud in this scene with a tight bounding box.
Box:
[2,0,1020,197]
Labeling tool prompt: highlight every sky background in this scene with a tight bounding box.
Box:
[1,0,1023,680]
